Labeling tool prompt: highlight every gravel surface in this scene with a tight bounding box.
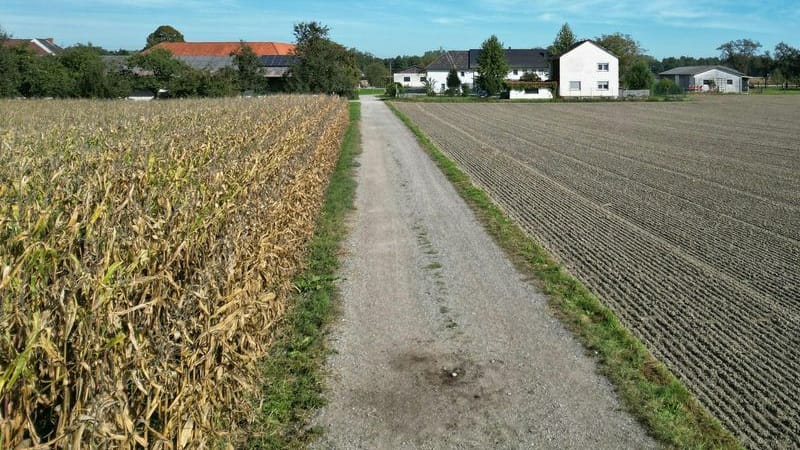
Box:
[311,96,657,449]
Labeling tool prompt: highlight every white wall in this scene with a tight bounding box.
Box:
[509,88,554,99]
[693,69,743,93]
[507,68,549,81]
[426,70,476,93]
[393,72,427,88]
[559,42,619,97]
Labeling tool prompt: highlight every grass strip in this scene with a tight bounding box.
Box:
[387,101,742,450]
[247,102,361,449]
[358,88,386,95]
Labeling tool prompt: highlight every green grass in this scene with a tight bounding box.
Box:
[358,88,386,95]
[750,86,800,95]
[387,101,742,450]
[246,102,361,449]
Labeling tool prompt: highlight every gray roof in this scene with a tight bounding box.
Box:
[35,38,64,55]
[469,48,549,69]
[659,65,747,77]
[396,65,425,74]
[176,55,234,71]
[427,48,549,71]
[426,51,470,71]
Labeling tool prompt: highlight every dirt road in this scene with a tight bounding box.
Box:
[311,96,657,449]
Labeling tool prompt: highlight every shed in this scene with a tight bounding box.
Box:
[658,65,749,93]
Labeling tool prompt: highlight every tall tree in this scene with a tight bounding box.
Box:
[231,42,262,92]
[717,39,762,74]
[595,33,644,87]
[549,23,576,56]
[624,60,654,90]
[774,42,800,86]
[364,61,389,87]
[446,68,461,95]
[288,21,360,98]
[145,25,185,49]
[475,35,509,96]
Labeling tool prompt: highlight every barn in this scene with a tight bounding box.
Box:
[658,65,750,93]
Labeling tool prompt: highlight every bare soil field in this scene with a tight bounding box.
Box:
[395,96,800,449]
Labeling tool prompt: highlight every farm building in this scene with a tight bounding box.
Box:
[426,48,549,93]
[393,65,427,88]
[148,41,297,79]
[553,40,619,98]
[1,37,63,56]
[658,65,749,93]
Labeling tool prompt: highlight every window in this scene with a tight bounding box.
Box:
[513,69,519,75]
[598,63,609,71]
[460,71,465,77]
[403,76,411,82]
[420,76,426,82]
[727,79,733,85]
[597,81,609,90]
[569,81,581,90]
[524,88,539,94]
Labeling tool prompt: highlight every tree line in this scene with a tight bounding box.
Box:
[0,22,362,99]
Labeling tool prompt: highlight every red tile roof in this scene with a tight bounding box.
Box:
[151,41,295,57]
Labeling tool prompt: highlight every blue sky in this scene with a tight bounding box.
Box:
[1,0,797,58]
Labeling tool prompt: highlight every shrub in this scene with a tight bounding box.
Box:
[652,78,683,96]
[385,81,404,98]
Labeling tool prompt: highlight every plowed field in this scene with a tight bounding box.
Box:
[395,96,800,449]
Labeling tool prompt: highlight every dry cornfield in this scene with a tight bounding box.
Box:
[0,95,349,448]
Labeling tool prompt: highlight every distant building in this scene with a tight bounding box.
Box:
[393,65,427,88]
[2,38,63,56]
[426,48,550,93]
[553,40,619,98]
[658,65,749,93]
[149,41,297,79]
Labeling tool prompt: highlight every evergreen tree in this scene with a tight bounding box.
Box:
[475,35,509,96]
[446,68,461,95]
[549,23,576,56]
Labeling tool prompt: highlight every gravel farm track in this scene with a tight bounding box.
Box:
[394,96,800,449]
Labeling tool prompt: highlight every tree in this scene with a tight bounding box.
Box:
[446,68,461,95]
[231,42,263,92]
[549,23,576,56]
[475,35,509,96]
[624,60,654,90]
[0,26,24,96]
[288,21,360,98]
[595,33,645,88]
[364,61,389,87]
[128,48,189,95]
[773,42,800,87]
[145,25,185,49]
[717,39,762,75]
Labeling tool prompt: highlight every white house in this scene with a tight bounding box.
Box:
[555,40,619,98]
[393,65,427,88]
[658,65,749,93]
[426,48,550,93]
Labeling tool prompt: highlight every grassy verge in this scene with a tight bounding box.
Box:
[247,102,361,449]
[386,101,742,450]
[750,86,800,95]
